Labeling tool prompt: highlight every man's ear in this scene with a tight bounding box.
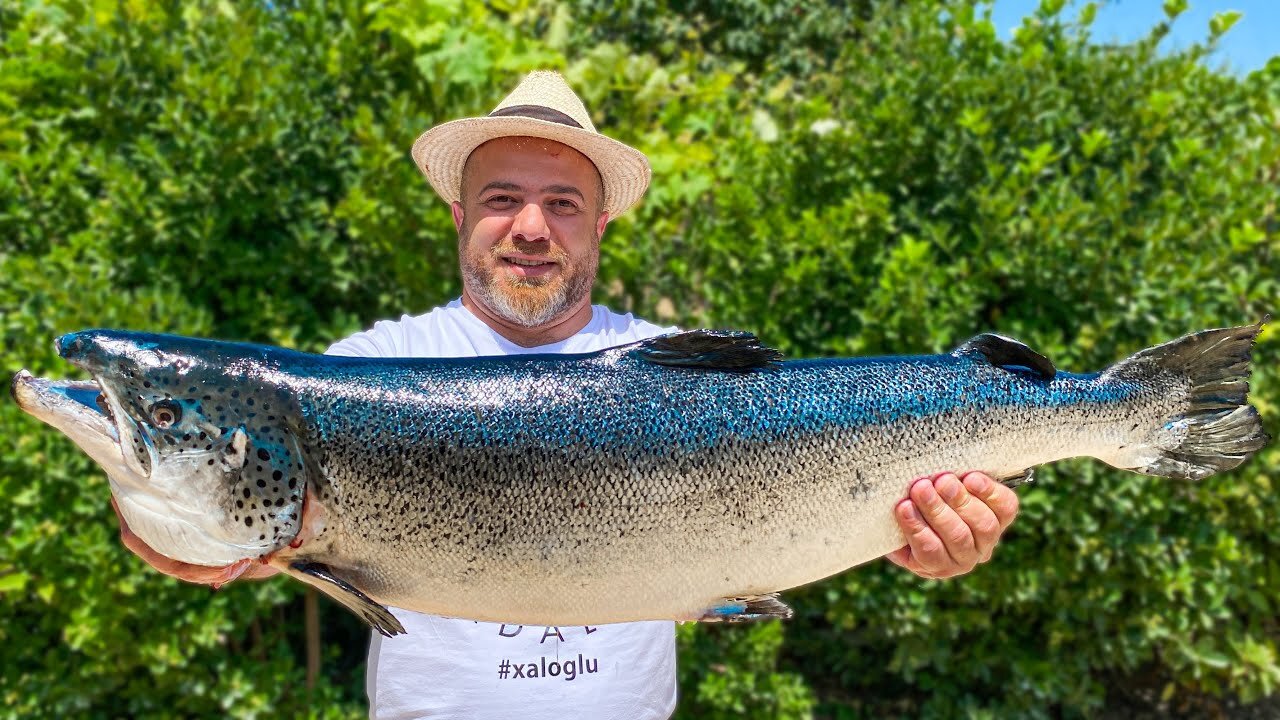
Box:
[451,201,465,232]
[596,211,610,240]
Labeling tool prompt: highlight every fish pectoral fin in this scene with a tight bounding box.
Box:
[952,333,1056,380]
[696,593,794,623]
[632,330,783,372]
[998,467,1035,488]
[284,561,406,637]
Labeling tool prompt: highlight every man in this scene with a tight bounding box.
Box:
[115,71,1019,719]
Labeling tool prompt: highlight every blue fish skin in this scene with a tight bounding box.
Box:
[296,351,1128,452]
[37,323,1267,630]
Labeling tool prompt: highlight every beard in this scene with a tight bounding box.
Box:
[459,233,599,328]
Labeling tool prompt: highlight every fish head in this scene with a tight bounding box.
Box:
[14,329,308,567]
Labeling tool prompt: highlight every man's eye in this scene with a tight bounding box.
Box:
[486,195,516,205]
[551,199,579,211]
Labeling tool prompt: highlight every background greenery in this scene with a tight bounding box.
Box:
[2,0,1277,717]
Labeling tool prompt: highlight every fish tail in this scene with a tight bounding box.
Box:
[1105,319,1269,480]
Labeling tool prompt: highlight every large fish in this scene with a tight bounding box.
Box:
[12,323,1268,636]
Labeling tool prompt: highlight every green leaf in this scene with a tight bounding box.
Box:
[0,572,30,593]
[1209,11,1242,38]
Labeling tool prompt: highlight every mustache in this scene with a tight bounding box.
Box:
[489,239,570,263]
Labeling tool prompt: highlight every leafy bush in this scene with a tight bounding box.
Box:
[1,0,1276,717]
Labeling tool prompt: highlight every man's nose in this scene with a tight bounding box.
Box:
[511,202,550,243]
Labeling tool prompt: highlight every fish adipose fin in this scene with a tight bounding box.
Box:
[953,333,1056,380]
[284,561,406,637]
[697,593,794,622]
[1108,320,1270,480]
[634,330,783,372]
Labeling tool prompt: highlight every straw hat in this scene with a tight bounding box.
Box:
[410,71,652,217]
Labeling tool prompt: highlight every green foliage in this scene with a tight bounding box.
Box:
[1,0,1277,717]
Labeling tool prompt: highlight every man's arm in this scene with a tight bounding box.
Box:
[886,472,1019,579]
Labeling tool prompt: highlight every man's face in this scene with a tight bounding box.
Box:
[454,136,609,328]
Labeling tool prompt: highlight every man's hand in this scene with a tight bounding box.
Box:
[886,472,1019,579]
[111,498,279,586]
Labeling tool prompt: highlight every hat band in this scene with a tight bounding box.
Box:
[489,104,583,129]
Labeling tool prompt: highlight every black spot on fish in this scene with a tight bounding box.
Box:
[257,449,270,461]
[246,398,254,407]
[272,470,282,481]
[257,479,266,488]
[243,488,251,499]
[207,459,215,466]
[245,517,253,527]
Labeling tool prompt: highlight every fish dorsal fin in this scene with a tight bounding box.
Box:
[633,330,782,372]
[952,333,1056,380]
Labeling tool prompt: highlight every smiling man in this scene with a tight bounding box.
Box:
[112,71,1019,719]
[453,136,610,343]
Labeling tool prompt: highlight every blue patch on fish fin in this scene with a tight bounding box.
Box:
[633,330,783,372]
[698,593,793,623]
[286,561,406,637]
[952,333,1055,380]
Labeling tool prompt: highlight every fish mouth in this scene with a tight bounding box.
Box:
[11,370,141,480]
[12,371,113,437]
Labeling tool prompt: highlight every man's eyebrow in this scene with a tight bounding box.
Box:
[542,184,585,201]
[477,181,522,196]
[475,181,586,201]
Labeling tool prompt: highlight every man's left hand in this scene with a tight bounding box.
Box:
[885,472,1019,579]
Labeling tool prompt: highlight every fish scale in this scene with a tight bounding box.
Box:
[12,323,1268,635]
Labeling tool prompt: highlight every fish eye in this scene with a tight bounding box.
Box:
[149,400,182,429]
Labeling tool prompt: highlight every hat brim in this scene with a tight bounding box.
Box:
[410,117,651,218]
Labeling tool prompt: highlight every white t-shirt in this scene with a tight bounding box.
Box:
[326,298,680,720]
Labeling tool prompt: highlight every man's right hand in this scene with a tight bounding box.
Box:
[111,498,280,586]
